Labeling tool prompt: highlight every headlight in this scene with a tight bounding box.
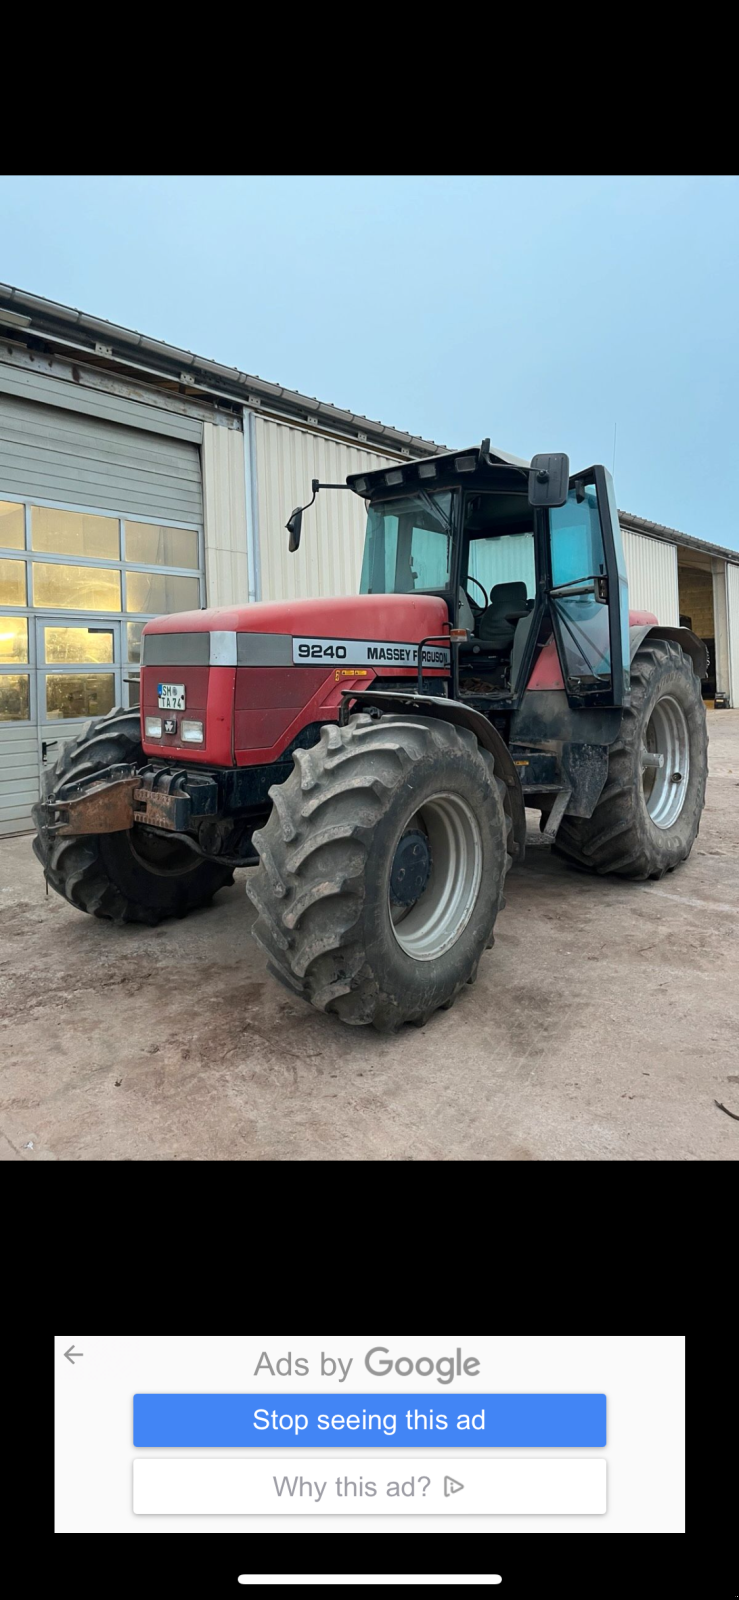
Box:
[145,716,162,738]
[181,719,204,743]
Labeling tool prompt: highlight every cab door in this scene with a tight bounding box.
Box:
[547,464,630,708]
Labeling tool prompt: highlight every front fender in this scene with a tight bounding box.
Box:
[629,624,708,680]
[339,688,526,863]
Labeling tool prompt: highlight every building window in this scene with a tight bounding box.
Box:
[126,570,200,615]
[0,617,28,663]
[33,562,122,611]
[45,673,116,720]
[125,522,199,569]
[0,673,30,720]
[42,626,114,664]
[32,506,119,560]
[0,496,203,721]
[0,558,27,606]
[126,621,145,663]
[0,501,25,549]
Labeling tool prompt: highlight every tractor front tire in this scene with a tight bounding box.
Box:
[247,713,514,1031]
[554,638,708,879]
[33,706,233,923]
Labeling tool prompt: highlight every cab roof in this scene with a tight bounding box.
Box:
[346,442,531,500]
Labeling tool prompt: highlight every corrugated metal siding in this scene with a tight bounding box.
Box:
[201,421,249,607]
[621,527,679,624]
[726,562,739,708]
[468,532,536,595]
[254,415,397,602]
[712,559,730,699]
[0,393,203,523]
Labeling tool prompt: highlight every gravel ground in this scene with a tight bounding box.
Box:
[1,710,737,1161]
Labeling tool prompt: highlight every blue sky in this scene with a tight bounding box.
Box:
[2,174,737,548]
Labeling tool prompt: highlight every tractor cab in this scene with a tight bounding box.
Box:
[348,441,630,715]
[358,477,538,702]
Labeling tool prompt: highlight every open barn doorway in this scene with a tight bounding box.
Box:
[677,548,719,702]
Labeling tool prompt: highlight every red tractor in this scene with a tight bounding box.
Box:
[33,445,708,1031]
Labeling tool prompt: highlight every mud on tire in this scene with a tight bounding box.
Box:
[32,706,233,923]
[554,638,708,880]
[247,712,514,1031]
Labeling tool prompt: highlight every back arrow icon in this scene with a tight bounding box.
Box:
[64,1345,84,1364]
[444,1476,465,1497]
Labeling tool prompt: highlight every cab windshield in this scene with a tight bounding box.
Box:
[359,490,455,594]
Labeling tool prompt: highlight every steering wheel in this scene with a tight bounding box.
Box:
[464,575,488,611]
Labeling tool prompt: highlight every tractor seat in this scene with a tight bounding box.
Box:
[476,581,530,651]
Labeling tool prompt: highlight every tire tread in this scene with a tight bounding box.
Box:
[247,714,512,1029]
[553,639,707,880]
[33,706,233,923]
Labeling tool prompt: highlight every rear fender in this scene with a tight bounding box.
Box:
[629,624,708,680]
[339,688,526,863]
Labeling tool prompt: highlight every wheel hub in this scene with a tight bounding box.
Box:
[389,794,483,961]
[390,829,432,906]
[641,694,690,828]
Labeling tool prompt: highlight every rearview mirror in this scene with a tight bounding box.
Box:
[287,507,303,552]
[528,453,570,508]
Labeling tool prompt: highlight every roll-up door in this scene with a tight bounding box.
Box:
[0,393,202,524]
[0,388,205,836]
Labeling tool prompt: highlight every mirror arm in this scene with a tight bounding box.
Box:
[293,484,319,521]
[287,478,357,551]
[288,479,353,525]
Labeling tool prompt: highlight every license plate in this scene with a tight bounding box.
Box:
[157,682,185,710]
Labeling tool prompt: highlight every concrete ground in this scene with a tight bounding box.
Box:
[1,710,738,1162]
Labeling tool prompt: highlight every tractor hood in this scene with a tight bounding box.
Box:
[142,592,448,657]
[140,593,449,768]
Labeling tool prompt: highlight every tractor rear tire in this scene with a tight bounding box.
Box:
[32,706,234,923]
[553,638,707,879]
[247,712,514,1031]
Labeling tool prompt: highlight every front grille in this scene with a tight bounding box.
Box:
[142,633,209,666]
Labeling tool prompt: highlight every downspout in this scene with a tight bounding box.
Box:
[243,406,262,603]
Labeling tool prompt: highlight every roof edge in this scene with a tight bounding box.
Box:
[0,281,450,459]
[619,508,739,567]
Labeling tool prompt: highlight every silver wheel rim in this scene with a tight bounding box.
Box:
[641,694,690,828]
[389,793,483,961]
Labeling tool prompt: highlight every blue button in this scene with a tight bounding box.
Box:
[134,1394,606,1447]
